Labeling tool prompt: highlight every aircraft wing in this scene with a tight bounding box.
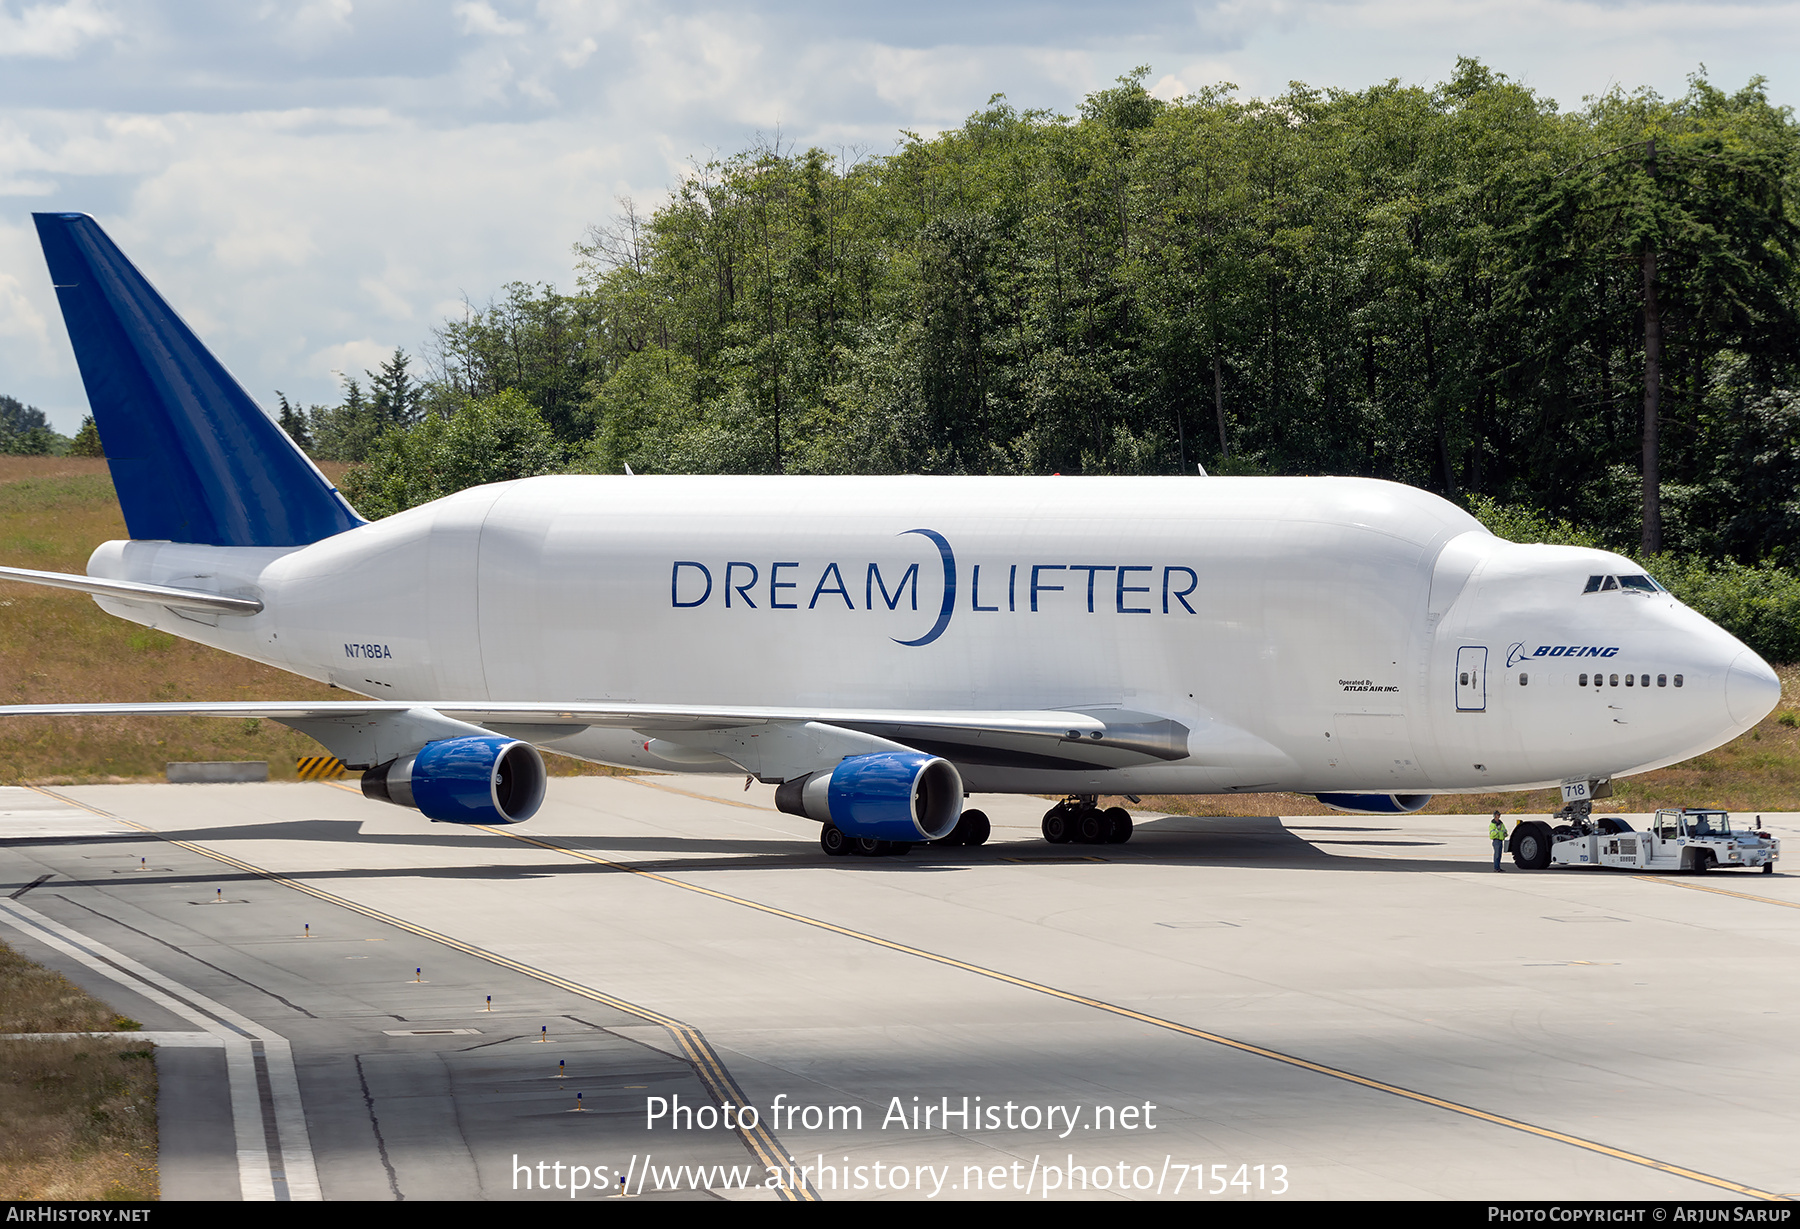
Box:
[0,700,1195,775]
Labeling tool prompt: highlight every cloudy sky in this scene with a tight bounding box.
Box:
[2,0,1795,431]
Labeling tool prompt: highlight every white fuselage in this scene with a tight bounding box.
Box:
[85,475,1779,797]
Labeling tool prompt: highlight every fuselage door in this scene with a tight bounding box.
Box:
[1456,645,1488,712]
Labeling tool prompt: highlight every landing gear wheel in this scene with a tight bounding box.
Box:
[1512,822,1551,870]
[853,837,888,857]
[1103,807,1133,844]
[959,810,991,847]
[1075,808,1108,844]
[820,824,850,857]
[936,809,991,847]
[1042,806,1073,844]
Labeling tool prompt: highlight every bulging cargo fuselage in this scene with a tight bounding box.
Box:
[84,473,1779,798]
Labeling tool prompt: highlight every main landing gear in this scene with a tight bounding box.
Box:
[1042,796,1133,846]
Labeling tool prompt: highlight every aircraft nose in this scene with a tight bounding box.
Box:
[1726,651,1781,726]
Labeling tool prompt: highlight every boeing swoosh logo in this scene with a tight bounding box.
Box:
[894,528,956,647]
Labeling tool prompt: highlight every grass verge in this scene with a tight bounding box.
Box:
[0,938,158,1200]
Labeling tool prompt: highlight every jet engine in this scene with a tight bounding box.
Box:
[1314,792,1432,815]
[361,735,547,824]
[773,751,962,842]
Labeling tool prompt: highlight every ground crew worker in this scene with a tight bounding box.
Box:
[1489,811,1507,871]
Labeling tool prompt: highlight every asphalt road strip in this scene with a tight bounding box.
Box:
[31,783,820,1203]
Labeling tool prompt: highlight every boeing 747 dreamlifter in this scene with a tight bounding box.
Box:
[0,213,1779,860]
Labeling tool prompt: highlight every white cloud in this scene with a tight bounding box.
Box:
[559,36,596,68]
[455,1,528,38]
[280,0,353,49]
[1147,73,1187,100]
[359,274,416,321]
[0,221,55,375]
[0,272,50,345]
[311,338,399,385]
[0,0,118,59]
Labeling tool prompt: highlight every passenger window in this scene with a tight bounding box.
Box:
[1674,674,1684,687]
[1640,674,1649,687]
[1625,674,1634,686]
[1520,673,1529,686]
[1460,672,1469,685]
[1610,674,1619,686]
[1658,674,1667,687]
[1579,673,1588,687]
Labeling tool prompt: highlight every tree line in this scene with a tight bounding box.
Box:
[211,62,1800,656]
[293,62,1797,557]
[0,395,86,456]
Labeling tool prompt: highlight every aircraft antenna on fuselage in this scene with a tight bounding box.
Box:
[32,212,365,548]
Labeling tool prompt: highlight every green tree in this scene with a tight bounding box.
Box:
[1511,76,1800,552]
[339,389,565,519]
[274,393,313,452]
[68,415,103,457]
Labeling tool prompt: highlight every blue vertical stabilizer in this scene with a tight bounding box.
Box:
[34,212,365,547]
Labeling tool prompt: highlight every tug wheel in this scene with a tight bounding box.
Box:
[1512,823,1551,870]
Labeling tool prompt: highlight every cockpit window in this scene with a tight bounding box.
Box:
[1582,573,1666,594]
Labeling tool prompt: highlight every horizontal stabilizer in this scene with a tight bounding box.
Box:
[0,565,262,615]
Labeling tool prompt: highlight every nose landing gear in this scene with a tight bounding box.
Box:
[1042,796,1134,845]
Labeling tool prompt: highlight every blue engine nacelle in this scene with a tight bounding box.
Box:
[1314,792,1432,815]
[361,736,547,824]
[773,751,963,842]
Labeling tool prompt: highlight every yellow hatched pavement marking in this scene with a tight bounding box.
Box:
[482,822,1786,1202]
[294,756,346,781]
